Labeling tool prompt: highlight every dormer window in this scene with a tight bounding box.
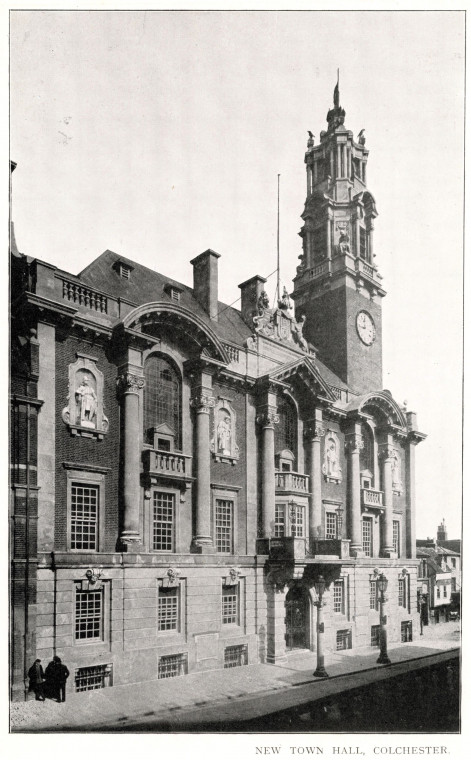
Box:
[164,283,183,304]
[112,259,134,280]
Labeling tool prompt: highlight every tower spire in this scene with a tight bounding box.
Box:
[334,69,340,107]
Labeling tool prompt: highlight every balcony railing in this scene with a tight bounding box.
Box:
[61,278,108,313]
[275,471,310,494]
[310,538,351,560]
[143,449,192,483]
[256,537,307,560]
[362,488,384,508]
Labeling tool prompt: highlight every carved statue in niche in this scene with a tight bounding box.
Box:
[76,371,98,427]
[322,431,342,483]
[62,354,108,439]
[216,412,231,455]
[338,231,351,255]
[391,449,403,493]
[211,398,239,464]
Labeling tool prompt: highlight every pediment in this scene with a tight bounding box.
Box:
[268,357,336,402]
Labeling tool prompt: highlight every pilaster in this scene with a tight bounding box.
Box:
[305,410,325,542]
[345,426,364,556]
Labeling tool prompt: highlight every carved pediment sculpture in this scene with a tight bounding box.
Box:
[62,354,109,439]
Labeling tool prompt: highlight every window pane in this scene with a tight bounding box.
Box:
[290,504,304,538]
[393,521,400,556]
[158,587,179,631]
[144,355,181,448]
[275,396,297,459]
[215,499,233,553]
[222,585,238,625]
[333,581,344,613]
[370,581,377,610]
[362,518,372,556]
[75,589,102,640]
[153,492,175,551]
[274,504,285,537]
[326,512,337,539]
[71,483,98,550]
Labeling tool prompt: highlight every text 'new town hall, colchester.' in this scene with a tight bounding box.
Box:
[10,85,425,700]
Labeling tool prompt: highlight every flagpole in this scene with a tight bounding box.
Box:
[277,173,280,303]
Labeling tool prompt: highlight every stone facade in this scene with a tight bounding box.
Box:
[10,87,426,701]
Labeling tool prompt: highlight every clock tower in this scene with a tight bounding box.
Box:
[292,85,386,395]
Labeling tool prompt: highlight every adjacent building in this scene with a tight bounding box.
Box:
[417,520,461,625]
[10,86,426,701]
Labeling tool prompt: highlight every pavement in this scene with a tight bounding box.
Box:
[10,622,460,733]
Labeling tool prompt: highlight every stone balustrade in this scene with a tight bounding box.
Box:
[275,471,310,494]
[362,487,384,507]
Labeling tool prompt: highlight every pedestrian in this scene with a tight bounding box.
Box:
[45,655,70,703]
[27,659,45,701]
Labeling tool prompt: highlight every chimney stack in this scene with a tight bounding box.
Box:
[238,275,267,328]
[190,249,220,322]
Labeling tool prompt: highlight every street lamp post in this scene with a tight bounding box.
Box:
[313,574,329,678]
[377,573,391,665]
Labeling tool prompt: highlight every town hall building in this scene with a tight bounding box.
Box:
[10,86,426,700]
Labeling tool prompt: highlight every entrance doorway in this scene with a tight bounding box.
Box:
[285,584,309,650]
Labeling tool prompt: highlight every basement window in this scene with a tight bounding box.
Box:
[75,664,112,692]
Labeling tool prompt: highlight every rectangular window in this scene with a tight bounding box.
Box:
[75,588,102,641]
[370,580,378,610]
[371,624,381,647]
[443,585,448,598]
[437,587,441,599]
[75,664,112,692]
[158,586,179,631]
[398,578,406,608]
[333,580,344,614]
[215,499,233,553]
[158,653,188,679]
[401,621,413,643]
[222,584,239,625]
[362,518,373,557]
[153,491,175,552]
[274,504,285,537]
[224,644,248,668]
[451,558,456,568]
[393,520,400,557]
[71,483,99,550]
[290,504,305,538]
[325,512,337,539]
[336,629,352,651]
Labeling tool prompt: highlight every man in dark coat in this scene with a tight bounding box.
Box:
[28,659,45,701]
[45,655,70,703]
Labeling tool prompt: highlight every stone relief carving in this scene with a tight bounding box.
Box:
[62,354,109,439]
[322,430,342,483]
[211,397,240,464]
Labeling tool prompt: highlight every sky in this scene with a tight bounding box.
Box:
[9,9,464,540]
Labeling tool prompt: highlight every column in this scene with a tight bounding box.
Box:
[379,439,395,557]
[257,407,278,537]
[347,146,351,179]
[118,371,145,548]
[337,144,341,178]
[191,383,215,550]
[306,411,324,542]
[330,148,334,178]
[345,426,363,556]
[313,160,318,185]
[405,437,418,559]
[266,573,288,664]
[326,213,332,260]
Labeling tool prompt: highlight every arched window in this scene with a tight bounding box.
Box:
[275,395,297,464]
[144,355,181,449]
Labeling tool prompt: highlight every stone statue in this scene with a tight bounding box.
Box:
[253,291,275,336]
[257,291,270,315]
[76,375,97,427]
[278,286,291,311]
[338,231,351,255]
[217,415,231,455]
[292,314,308,351]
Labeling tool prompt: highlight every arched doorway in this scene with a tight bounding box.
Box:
[285,584,309,650]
